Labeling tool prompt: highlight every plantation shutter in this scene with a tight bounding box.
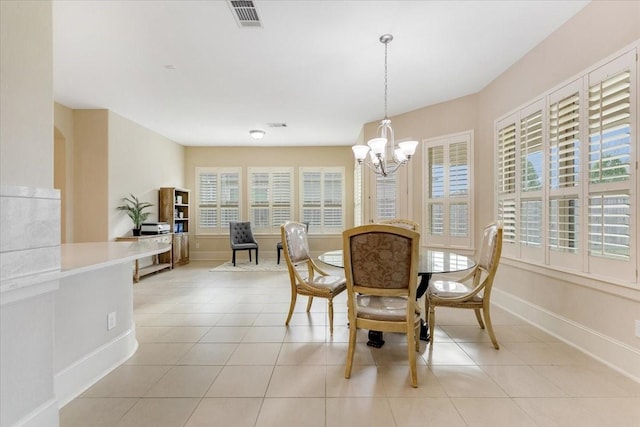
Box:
[220,172,240,228]
[302,171,321,227]
[587,67,632,261]
[250,172,270,228]
[376,175,396,220]
[519,108,544,248]
[424,131,473,247]
[196,168,241,233]
[449,142,468,238]
[198,171,217,230]
[323,171,343,228]
[301,168,344,231]
[354,163,363,226]
[548,85,581,254]
[427,145,444,236]
[497,120,517,244]
[272,171,292,228]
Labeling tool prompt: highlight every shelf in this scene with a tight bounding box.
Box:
[139,263,172,277]
[159,187,190,267]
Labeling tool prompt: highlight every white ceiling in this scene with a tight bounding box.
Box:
[53,0,590,147]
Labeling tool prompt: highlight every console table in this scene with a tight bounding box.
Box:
[115,233,173,282]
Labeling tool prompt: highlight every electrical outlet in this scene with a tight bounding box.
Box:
[107,312,117,331]
[635,320,640,338]
[196,242,200,249]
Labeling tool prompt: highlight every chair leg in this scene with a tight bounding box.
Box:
[407,327,418,387]
[328,299,334,335]
[277,247,281,264]
[255,247,258,265]
[474,308,485,329]
[249,250,251,262]
[285,292,297,326]
[483,306,500,349]
[414,323,421,352]
[232,250,236,266]
[428,303,435,347]
[345,324,357,379]
[306,296,313,312]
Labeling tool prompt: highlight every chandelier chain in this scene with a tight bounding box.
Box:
[351,33,418,178]
[384,40,388,119]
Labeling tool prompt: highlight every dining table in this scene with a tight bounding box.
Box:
[318,248,476,347]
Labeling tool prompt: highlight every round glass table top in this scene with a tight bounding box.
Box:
[318,249,475,275]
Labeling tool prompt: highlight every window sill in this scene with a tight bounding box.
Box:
[501,256,640,302]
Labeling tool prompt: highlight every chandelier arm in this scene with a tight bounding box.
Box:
[385,160,407,176]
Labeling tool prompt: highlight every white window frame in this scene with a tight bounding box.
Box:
[247,167,294,234]
[195,167,242,235]
[422,130,474,249]
[354,162,363,226]
[494,44,637,286]
[299,167,345,234]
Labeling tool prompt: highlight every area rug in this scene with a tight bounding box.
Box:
[210,259,294,272]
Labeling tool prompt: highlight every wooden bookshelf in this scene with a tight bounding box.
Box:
[159,187,190,266]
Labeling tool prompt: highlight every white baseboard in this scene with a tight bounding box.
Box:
[12,397,59,427]
[54,328,138,408]
[493,288,640,383]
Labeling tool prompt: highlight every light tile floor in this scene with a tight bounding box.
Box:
[60,261,640,427]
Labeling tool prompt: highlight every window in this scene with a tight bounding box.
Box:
[494,47,637,284]
[248,168,293,233]
[376,174,397,220]
[423,131,474,248]
[300,167,344,232]
[354,162,363,226]
[195,167,241,234]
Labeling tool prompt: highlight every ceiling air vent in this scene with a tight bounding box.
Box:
[267,123,287,128]
[228,1,262,28]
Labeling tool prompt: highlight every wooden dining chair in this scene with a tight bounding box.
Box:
[343,224,422,387]
[281,221,346,334]
[379,218,420,233]
[427,221,503,349]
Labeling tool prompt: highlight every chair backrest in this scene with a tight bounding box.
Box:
[379,218,420,233]
[281,221,311,264]
[477,222,503,275]
[343,224,420,296]
[229,221,256,245]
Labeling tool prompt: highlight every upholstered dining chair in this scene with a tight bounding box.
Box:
[427,221,503,349]
[343,224,422,387]
[281,221,346,334]
[379,218,420,232]
[229,221,259,266]
[277,221,309,264]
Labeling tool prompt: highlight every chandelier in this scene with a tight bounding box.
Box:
[352,34,418,177]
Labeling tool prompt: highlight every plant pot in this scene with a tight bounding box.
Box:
[132,228,141,236]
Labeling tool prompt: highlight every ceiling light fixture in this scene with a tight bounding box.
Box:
[249,129,266,140]
[352,34,418,177]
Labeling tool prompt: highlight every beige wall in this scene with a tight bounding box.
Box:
[185,146,354,260]
[55,108,185,242]
[54,103,75,243]
[0,2,60,426]
[361,0,640,378]
[72,109,109,242]
[108,111,185,240]
[0,0,53,189]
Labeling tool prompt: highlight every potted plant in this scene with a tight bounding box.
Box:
[117,194,153,236]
